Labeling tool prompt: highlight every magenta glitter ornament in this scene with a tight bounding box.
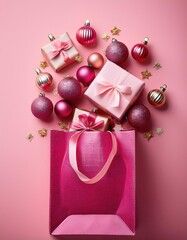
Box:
[54,100,73,119]
[76,65,95,86]
[31,93,53,120]
[76,20,97,45]
[106,38,129,65]
[35,68,53,90]
[131,37,150,63]
[127,104,151,132]
[58,77,82,101]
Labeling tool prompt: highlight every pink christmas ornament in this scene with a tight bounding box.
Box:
[131,37,150,63]
[35,68,53,90]
[76,65,95,86]
[87,52,104,69]
[76,20,97,45]
[54,100,73,119]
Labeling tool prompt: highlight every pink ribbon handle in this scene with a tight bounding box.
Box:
[69,131,117,184]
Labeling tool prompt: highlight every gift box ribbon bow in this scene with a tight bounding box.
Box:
[48,39,73,62]
[95,75,132,108]
[71,112,104,131]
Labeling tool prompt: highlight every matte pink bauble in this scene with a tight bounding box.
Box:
[87,52,104,69]
[58,77,82,101]
[76,20,97,45]
[127,104,151,131]
[76,65,95,86]
[54,100,73,119]
[31,93,53,120]
[106,38,129,65]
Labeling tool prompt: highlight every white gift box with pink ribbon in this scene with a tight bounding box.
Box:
[41,32,79,72]
[85,60,145,120]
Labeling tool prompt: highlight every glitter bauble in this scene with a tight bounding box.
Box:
[127,104,151,132]
[76,20,97,45]
[106,38,129,65]
[58,77,82,101]
[76,65,95,86]
[31,93,53,120]
[35,68,53,90]
[54,100,73,119]
[147,84,167,107]
[131,37,150,63]
[87,52,104,69]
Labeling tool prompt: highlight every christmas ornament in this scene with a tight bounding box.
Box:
[110,26,121,35]
[154,62,162,69]
[141,69,152,79]
[35,68,53,90]
[76,65,95,86]
[54,100,73,119]
[31,93,53,120]
[147,84,167,107]
[131,37,150,63]
[58,77,82,101]
[38,128,47,137]
[144,131,154,141]
[105,38,129,65]
[127,104,151,132]
[76,20,97,45]
[87,52,104,69]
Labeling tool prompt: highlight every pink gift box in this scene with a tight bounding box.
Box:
[85,60,145,120]
[41,32,79,72]
[69,108,110,131]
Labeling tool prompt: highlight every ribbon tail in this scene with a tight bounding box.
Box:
[110,91,120,108]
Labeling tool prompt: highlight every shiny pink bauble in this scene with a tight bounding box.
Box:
[131,43,150,63]
[127,104,151,132]
[87,52,104,69]
[76,21,97,45]
[31,93,53,120]
[54,100,73,119]
[58,77,82,101]
[106,39,129,65]
[76,65,95,86]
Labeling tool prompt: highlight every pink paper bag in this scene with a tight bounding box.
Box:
[50,130,135,235]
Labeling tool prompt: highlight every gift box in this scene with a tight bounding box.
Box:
[85,60,145,120]
[41,32,79,72]
[69,108,110,131]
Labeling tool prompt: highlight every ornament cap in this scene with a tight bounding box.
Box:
[112,38,118,42]
[48,34,55,41]
[92,108,98,113]
[160,84,167,92]
[35,68,42,75]
[39,93,45,97]
[85,19,90,26]
[142,37,149,45]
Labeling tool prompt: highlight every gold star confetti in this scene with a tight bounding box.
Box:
[110,26,121,35]
[102,49,106,55]
[58,121,69,131]
[141,70,152,79]
[156,127,164,135]
[40,61,48,69]
[75,55,82,63]
[26,133,34,141]
[101,33,110,40]
[154,62,162,70]
[144,131,154,141]
[38,128,47,137]
[53,88,58,96]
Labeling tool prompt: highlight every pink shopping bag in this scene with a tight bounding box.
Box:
[50,130,135,236]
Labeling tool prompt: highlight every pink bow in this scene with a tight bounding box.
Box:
[48,39,73,62]
[71,113,104,131]
[95,76,132,108]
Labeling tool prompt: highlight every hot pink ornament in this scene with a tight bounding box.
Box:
[54,100,73,119]
[76,20,97,45]
[127,104,151,132]
[58,77,82,101]
[131,37,150,63]
[76,65,95,86]
[31,93,53,120]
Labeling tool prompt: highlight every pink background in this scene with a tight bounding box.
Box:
[0,0,187,240]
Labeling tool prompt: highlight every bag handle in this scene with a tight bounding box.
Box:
[69,131,117,184]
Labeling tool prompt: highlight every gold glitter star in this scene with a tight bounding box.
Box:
[53,88,58,96]
[38,128,47,137]
[58,121,69,131]
[75,55,82,63]
[101,33,110,40]
[40,61,48,69]
[141,70,152,79]
[156,127,164,135]
[26,133,34,141]
[154,62,162,70]
[144,131,154,141]
[110,26,121,35]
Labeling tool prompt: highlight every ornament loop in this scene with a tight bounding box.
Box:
[112,38,117,42]
[160,84,167,91]
[142,37,149,45]
[48,34,55,41]
[85,19,90,26]
[35,68,42,75]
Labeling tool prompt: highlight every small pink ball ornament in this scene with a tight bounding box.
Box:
[35,68,53,90]
[58,77,82,101]
[54,100,73,119]
[87,52,104,69]
[76,65,95,86]
[76,20,97,45]
[131,37,150,63]
[31,93,53,120]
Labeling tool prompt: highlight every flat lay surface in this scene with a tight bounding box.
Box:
[0,0,187,240]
